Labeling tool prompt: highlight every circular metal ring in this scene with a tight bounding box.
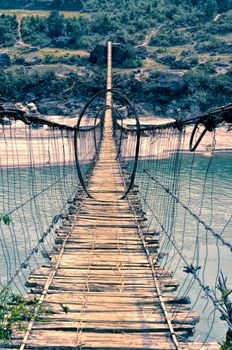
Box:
[74,89,140,199]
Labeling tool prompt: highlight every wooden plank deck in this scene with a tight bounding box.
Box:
[8,42,219,350]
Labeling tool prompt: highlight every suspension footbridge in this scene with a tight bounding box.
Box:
[0,42,231,349]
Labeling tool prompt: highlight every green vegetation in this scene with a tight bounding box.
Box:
[0,215,11,226]
[0,0,232,115]
[0,14,17,46]
[0,0,230,50]
[111,63,232,116]
[0,9,88,18]
[183,65,232,109]
[221,340,232,350]
[0,287,53,341]
[20,11,97,49]
[217,273,232,350]
[0,66,106,100]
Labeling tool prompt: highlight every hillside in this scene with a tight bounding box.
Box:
[0,0,232,118]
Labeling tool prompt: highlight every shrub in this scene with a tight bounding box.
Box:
[0,14,17,46]
[122,58,142,68]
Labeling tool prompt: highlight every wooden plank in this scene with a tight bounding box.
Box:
[31,321,194,334]
[18,331,214,350]
[35,311,199,324]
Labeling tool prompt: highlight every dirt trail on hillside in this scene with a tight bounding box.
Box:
[15,16,26,47]
[135,27,161,48]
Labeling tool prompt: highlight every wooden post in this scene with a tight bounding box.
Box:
[105,41,112,130]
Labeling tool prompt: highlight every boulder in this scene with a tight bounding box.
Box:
[89,41,136,66]
[89,43,107,65]
[150,72,187,102]
[0,52,11,66]
[112,42,136,66]
[156,73,186,94]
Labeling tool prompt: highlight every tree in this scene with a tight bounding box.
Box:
[216,0,232,11]
[204,0,218,18]
[50,0,83,10]
[47,10,65,38]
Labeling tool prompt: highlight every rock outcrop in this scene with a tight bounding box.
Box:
[89,39,136,66]
[154,72,187,99]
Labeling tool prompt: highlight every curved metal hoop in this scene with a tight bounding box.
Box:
[74,89,140,199]
[74,91,106,199]
[108,89,141,199]
[189,121,208,152]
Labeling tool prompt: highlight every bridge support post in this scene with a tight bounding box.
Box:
[105,41,113,130]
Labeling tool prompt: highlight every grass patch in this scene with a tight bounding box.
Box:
[112,67,137,74]
[197,52,231,65]
[142,59,168,71]
[0,47,89,67]
[0,9,89,19]
[157,45,194,58]
[216,33,232,42]
[36,48,89,59]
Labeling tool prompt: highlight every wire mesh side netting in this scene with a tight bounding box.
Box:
[0,115,102,298]
[115,119,232,345]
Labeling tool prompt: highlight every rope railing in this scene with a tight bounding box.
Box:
[113,102,232,345]
[0,103,103,300]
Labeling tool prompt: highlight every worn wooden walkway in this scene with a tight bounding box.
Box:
[11,42,219,350]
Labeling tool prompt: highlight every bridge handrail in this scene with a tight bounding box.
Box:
[119,103,232,132]
[0,105,101,131]
[116,103,232,152]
